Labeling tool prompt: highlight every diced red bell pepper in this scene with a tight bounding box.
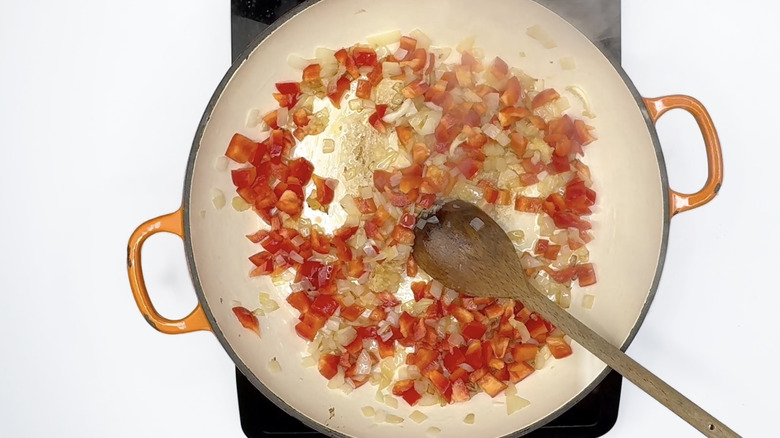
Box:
[312,175,336,208]
[340,304,364,322]
[302,63,321,82]
[451,379,470,402]
[461,320,487,341]
[299,260,335,289]
[443,348,466,373]
[511,343,538,363]
[464,341,483,369]
[477,373,508,397]
[525,317,548,339]
[532,88,561,109]
[287,157,314,185]
[576,263,597,287]
[310,294,338,318]
[318,354,340,379]
[500,76,521,107]
[508,361,535,383]
[352,47,377,67]
[546,336,573,359]
[286,291,312,314]
[232,306,260,335]
[225,133,258,163]
[328,75,351,108]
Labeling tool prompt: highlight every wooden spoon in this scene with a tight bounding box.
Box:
[412,200,738,438]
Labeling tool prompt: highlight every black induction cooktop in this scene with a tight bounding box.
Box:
[230,1,623,436]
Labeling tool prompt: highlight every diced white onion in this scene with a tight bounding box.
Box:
[267,358,281,373]
[423,102,443,112]
[231,196,250,212]
[470,217,484,231]
[507,395,531,415]
[409,29,431,49]
[583,294,595,309]
[443,288,459,305]
[287,54,317,70]
[559,56,576,70]
[328,367,346,389]
[456,35,476,53]
[410,410,428,423]
[322,138,335,153]
[429,280,443,299]
[484,93,499,111]
[496,131,511,147]
[459,363,475,373]
[383,98,414,123]
[386,414,404,424]
[214,156,229,171]
[211,189,225,210]
[289,251,304,264]
[526,24,557,49]
[301,355,316,367]
[538,215,555,237]
[348,99,364,111]
[356,349,372,375]
[566,85,595,118]
[337,326,357,346]
[393,48,409,60]
[325,318,340,333]
[482,123,501,140]
[367,30,402,47]
[383,61,402,77]
[430,47,452,61]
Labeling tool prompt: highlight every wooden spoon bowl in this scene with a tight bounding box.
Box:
[412,200,737,438]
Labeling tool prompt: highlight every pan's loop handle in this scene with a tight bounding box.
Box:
[127,208,211,334]
[643,95,723,217]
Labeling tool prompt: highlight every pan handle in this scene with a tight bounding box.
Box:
[127,208,212,334]
[643,95,723,217]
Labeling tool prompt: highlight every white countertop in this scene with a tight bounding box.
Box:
[0,0,777,437]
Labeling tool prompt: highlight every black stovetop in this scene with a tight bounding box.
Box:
[230,1,622,436]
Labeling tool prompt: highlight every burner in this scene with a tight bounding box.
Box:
[230,1,622,436]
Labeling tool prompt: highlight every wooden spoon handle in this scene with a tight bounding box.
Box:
[519,286,739,438]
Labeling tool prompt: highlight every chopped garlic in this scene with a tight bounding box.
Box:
[384,395,398,409]
[361,406,376,417]
[427,427,441,436]
[463,413,475,424]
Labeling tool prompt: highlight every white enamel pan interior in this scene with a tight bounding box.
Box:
[181,0,672,436]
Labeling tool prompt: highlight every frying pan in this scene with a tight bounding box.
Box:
[127,0,722,436]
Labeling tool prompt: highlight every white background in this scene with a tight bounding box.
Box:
[0,0,777,437]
